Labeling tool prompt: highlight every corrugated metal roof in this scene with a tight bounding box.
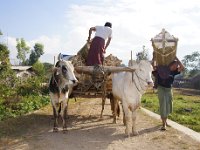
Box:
[11,66,32,71]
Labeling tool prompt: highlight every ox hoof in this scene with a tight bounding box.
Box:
[99,117,103,121]
[63,129,67,134]
[125,129,131,138]
[63,128,67,132]
[124,134,131,138]
[112,118,117,124]
[53,127,58,132]
[132,131,139,136]
[112,120,117,124]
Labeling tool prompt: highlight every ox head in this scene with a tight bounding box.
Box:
[54,60,78,85]
[138,60,154,87]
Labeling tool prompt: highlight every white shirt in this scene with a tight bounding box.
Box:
[94,26,112,40]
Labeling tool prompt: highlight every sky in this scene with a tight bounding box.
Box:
[0,0,200,65]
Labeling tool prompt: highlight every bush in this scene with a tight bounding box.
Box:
[17,76,48,96]
[0,95,49,121]
[0,43,50,121]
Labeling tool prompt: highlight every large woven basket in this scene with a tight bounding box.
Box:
[151,29,178,66]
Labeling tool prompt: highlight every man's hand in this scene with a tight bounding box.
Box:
[87,38,91,44]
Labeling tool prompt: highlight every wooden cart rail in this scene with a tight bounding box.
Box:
[71,65,136,118]
[75,66,136,75]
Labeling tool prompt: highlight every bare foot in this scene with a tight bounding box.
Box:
[166,122,171,127]
[160,126,166,131]
[132,131,139,136]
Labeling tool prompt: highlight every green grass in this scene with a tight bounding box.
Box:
[141,89,200,132]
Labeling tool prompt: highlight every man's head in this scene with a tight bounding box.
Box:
[104,22,112,28]
[169,60,178,71]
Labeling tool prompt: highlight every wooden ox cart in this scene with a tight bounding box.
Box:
[70,65,135,118]
[65,42,134,117]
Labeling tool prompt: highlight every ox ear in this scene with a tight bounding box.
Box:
[52,67,60,75]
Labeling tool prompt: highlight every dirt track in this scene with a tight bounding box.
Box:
[0,98,200,150]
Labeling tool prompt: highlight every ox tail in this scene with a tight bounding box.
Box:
[108,93,120,117]
[58,102,62,115]
[116,102,120,117]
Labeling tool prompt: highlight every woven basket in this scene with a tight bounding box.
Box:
[151,29,178,66]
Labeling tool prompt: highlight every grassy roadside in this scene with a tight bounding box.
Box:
[141,89,200,132]
[0,95,50,121]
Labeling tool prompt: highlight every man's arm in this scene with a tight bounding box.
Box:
[104,37,112,53]
[87,27,96,42]
[175,56,185,72]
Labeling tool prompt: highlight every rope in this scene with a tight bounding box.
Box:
[133,70,148,94]
[90,64,106,92]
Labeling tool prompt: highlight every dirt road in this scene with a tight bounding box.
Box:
[0,98,200,150]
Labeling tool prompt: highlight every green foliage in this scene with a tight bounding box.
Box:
[136,45,149,61]
[182,51,200,77]
[188,69,200,78]
[43,62,53,72]
[0,43,9,63]
[28,43,44,65]
[0,72,49,121]
[17,76,47,96]
[141,90,200,132]
[0,95,49,121]
[42,62,54,83]
[0,44,17,99]
[0,43,50,121]
[32,61,45,76]
[16,38,30,65]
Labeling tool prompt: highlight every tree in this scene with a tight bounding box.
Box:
[136,45,149,61]
[28,43,44,65]
[16,38,30,65]
[0,43,10,67]
[182,51,200,77]
[0,30,3,44]
[32,61,45,76]
[0,43,17,97]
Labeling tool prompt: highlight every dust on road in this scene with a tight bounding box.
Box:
[0,98,200,150]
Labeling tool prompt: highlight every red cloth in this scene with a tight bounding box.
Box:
[86,37,105,66]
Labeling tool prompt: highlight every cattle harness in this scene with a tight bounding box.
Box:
[133,70,149,95]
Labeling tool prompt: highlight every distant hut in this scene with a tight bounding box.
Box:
[11,66,35,79]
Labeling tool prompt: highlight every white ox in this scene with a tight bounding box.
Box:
[49,60,78,132]
[112,60,153,137]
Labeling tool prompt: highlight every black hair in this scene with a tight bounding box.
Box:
[104,22,112,28]
[168,60,178,67]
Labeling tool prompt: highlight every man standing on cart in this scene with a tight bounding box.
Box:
[86,22,112,66]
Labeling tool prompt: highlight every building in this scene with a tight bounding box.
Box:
[11,66,35,79]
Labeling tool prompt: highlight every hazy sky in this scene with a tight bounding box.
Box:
[0,0,200,65]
